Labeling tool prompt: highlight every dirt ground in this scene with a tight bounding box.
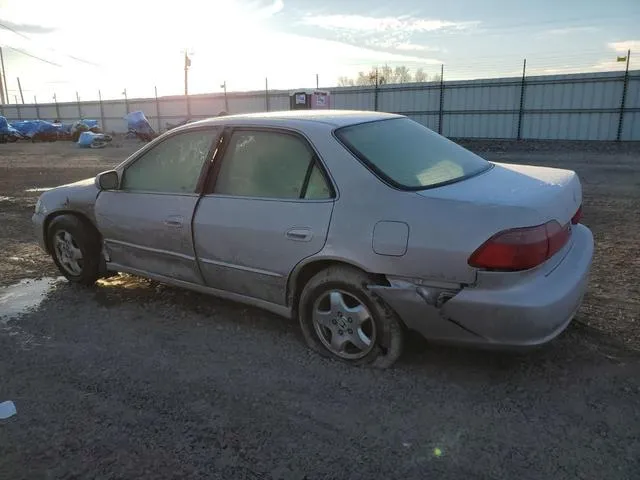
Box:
[1,139,639,479]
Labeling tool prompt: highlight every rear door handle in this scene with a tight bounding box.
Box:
[164,216,184,228]
[286,228,312,242]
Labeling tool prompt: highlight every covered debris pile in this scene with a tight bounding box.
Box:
[0,117,104,144]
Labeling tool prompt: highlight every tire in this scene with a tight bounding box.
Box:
[48,215,101,285]
[298,266,404,368]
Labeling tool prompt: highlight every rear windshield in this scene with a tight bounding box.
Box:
[335,117,491,190]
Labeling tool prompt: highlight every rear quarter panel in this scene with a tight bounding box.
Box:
[302,125,546,286]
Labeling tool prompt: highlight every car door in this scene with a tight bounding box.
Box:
[95,127,221,284]
[192,127,335,305]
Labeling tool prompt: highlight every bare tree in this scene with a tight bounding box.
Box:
[432,73,443,83]
[341,65,432,86]
[355,71,375,86]
[395,66,411,83]
[379,65,395,84]
[414,68,428,83]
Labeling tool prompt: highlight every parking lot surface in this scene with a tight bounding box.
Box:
[1,140,639,479]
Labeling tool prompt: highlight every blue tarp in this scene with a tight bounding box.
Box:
[78,131,98,146]
[10,120,64,138]
[77,131,111,148]
[0,116,19,136]
[125,111,154,135]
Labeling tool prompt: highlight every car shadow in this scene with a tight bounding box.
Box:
[6,273,637,379]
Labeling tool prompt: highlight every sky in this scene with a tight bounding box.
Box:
[0,0,638,103]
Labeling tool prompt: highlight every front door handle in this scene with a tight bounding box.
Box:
[286,228,312,242]
[164,216,184,228]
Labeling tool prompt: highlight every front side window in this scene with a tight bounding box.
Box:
[214,130,331,199]
[335,118,491,190]
[122,130,217,193]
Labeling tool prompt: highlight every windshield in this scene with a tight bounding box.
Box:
[335,117,491,190]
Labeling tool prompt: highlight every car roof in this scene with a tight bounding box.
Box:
[186,110,402,128]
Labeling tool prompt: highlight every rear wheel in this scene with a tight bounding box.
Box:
[298,266,404,368]
[48,215,101,285]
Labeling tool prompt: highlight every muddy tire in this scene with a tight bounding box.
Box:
[298,266,404,369]
[48,215,101,286]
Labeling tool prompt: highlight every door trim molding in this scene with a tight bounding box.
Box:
[106,263,292,318]
[199,257,283,278]
[105,239,196,261]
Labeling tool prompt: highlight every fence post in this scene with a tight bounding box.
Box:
[616,49,631,141]
[34,95,40,119]
[222,81,229,113]
[98,90,105,131]
[155,86,161,133]
[76,91,82,119]
[438,64,444,134]
[53,94,61,121]
[265,77,269,111]
[374,68,379,111]
[517,59,527,140]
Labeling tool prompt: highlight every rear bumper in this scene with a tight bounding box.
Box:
[371,224,594,348]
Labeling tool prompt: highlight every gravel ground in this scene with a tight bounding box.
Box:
[1,139,639,479]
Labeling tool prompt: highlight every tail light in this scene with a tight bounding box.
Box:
[571,204,583,224]
[468,220,571,271]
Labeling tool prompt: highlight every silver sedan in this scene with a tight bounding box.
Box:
[33,111,594,368]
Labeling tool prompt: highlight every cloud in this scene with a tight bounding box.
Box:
[395,43,441,52]
[542,26,598,36]
[301,14,478,33]
[254,0,284,17]
[608,40,640,52]
[0,18,56,35]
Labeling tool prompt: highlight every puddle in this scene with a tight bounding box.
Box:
[24,187,53,193]
[0,277,65,323]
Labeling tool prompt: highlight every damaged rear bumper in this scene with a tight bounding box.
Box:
[370,224,594,349]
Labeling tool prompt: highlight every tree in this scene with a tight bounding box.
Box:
[414,68,428,83]
[340,65,435,86]
[395,66,411,83]
[432,73,443,83]
[355,71,375,86]
[379,65,395,84]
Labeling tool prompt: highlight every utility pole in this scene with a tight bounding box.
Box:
[316,73,319,89]
[0,47,7,104]
[34,95,40,119]
[17,77,24,104]
[184,50,191,96]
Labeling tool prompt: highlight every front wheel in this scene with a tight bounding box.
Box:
[48,215,101,285]
[298,266,404,368]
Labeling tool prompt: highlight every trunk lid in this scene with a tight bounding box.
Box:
[417,162,582,227]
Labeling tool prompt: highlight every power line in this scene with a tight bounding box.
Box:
[0,21,99,67]
[6,46,61,66]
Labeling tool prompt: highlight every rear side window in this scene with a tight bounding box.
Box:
[335,118,490,190]
[214,130,332,200]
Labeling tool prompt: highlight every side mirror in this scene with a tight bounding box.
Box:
[96,170,119,190]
